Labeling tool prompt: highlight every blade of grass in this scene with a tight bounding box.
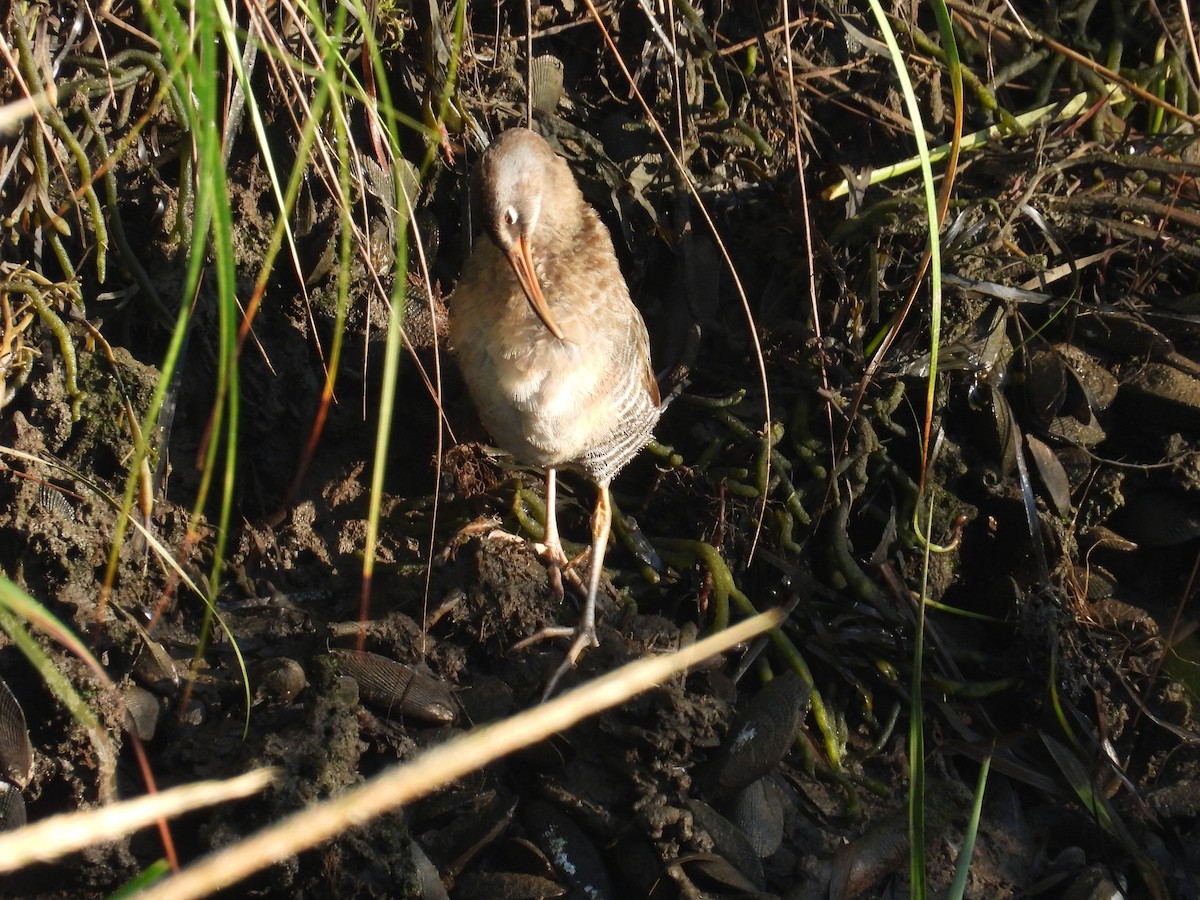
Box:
[947,754,990,900]
[107,859,173,898]
[907,489,934,898]
[352,0,465,637]
[261,0,352,512]
[859,1,958,894]
[132,0,245,727]
[0,588,114,804]
[823,92,1088,201]
[1042,734,1170,899]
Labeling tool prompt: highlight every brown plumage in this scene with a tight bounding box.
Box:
[450,128,661,696]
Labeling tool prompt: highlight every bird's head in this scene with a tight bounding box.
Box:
[477,129,584,340]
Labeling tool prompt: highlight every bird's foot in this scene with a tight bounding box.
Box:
[482,529,583,599]
[512,623,599,701]
[531,540,585,601]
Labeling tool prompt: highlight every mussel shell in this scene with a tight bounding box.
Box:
[426,795,517,880]
[829,779,965,900]
[1147,775,1200,819]
[523,800,614,900]
[1078,312,1172,357]
[0,781,26,830]
[685,799,764,889]
[1117,360,1200,433]
[1025,349,1067,425]
[328,649,455,725]
[1117,488,1200,547]
[605,834,663,899]
[672,852,765,896]
[1078,526,1137,554]
[0,677,33,789]
[409,838,450,900]
[708,671,810,800]
[725,776,784,858]
[452,872,565,900]
[828,817,908,900]
[1025,434,1072,518]
[1056,343,1118,411]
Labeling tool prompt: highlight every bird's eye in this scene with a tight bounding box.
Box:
[502,207,519,227]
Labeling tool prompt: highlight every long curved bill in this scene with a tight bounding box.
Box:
[507,234,565,340]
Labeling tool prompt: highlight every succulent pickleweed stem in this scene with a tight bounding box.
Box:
[511,483,547,538]
[13,13,109,283]
[653,536,842,769]
[2,275,83,419]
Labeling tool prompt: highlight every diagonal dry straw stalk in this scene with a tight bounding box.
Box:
[137,610,783,900]
[0,770,276,873]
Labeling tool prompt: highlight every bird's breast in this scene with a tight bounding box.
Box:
[450,218,658,475]
[459,317,611,467]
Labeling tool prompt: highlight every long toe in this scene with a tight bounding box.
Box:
[488,529,581,600]
[531,540,582,600]
[512,623,576,653]
[539,625,599,701]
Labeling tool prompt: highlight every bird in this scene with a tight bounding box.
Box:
[450,127,661,697]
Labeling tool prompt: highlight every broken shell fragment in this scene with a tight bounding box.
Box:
[0,781,26,831]
[529,55,565,115]
[132,635,180,693]
[123,685,165,741]
[175,698,207,727]
[0,677,33,789]
[328,649,455,725]
[38,484,76,521]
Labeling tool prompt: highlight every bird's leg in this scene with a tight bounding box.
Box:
[534,468,566,599]
[541,468,562,557]
[523,484,609,701]
[532,468,584,600]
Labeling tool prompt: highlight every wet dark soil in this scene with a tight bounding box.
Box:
[3,1,1200,898]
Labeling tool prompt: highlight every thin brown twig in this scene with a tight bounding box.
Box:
[948,0,1200,129]
[778,3,833,530]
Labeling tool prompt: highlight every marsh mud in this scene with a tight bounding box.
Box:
[2,1,1200,898]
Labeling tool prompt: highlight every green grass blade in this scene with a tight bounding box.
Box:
[948,754,990,900]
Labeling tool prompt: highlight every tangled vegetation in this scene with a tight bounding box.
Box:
[1,0,1199,897]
